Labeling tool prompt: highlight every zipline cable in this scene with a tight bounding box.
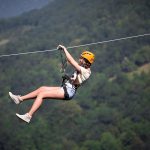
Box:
[0,33,150,58]
[68,33,150,49]
[0,48,58,58]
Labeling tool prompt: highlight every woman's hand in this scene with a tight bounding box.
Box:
[57,45,81,72]
[57,45,66,51]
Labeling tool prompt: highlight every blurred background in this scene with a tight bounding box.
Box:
[0,0,150,149]
[0,0,51,18]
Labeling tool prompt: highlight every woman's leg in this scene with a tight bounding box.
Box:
[20,86,60,101]
[28,87,64,116]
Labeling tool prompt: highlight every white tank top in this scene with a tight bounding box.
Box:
[71,66,91,85]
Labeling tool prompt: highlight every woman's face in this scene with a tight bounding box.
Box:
[78,56,85,65]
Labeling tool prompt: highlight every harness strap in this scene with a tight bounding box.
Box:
[61,74,70,86]
[58,47,80,90]
[59,48,67,74]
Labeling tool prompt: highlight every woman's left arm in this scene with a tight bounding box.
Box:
[58,45,81,72]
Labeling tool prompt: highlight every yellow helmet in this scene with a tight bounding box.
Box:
[81,51,95,64]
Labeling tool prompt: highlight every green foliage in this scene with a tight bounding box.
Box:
[99,132,122,150]
[0,0,150,149]
[133,46,150,66]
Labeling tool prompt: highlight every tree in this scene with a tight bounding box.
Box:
[99,132,122,150]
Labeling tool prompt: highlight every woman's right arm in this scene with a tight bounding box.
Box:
[58,45,81,73]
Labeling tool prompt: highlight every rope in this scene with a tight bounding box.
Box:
[59,49,67,73]
[0,33,150,58]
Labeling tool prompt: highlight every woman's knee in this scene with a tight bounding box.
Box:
[37,92,44,100]
[38,86,47,93]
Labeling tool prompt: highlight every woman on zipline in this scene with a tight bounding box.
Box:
[9,45,95,123]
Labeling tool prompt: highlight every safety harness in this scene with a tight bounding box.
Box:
[59,47,69,84]
[58,47,80,90]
